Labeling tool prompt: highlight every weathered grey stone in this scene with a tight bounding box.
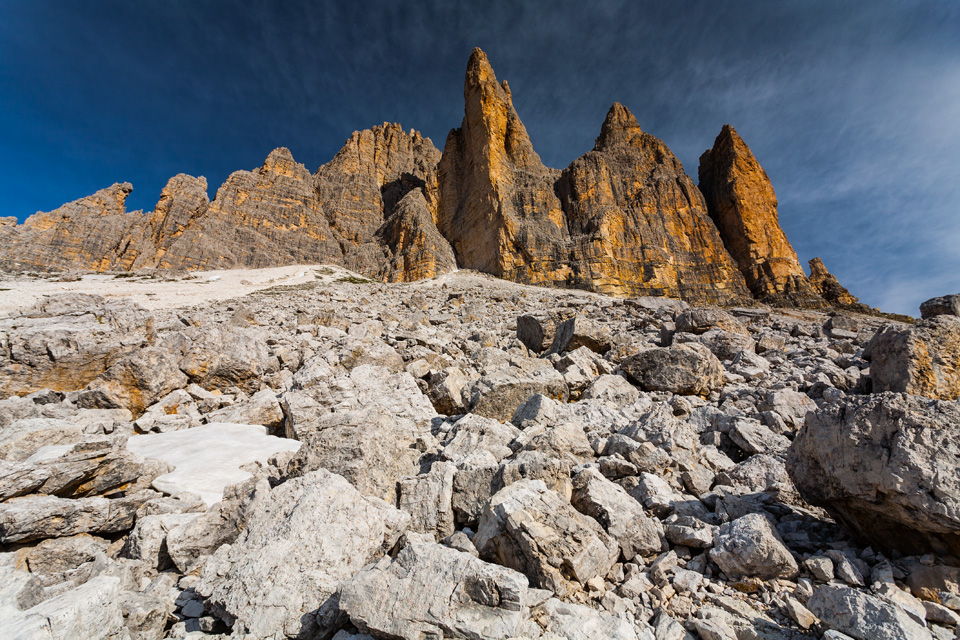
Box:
[807,584,933,640]
[197,469,409,639]
[0,490,158,543]
[920,294,960,320]
[399,461,456,540]
[2,575,128,640]
[340,541,530,640]
[205,388,283,430]
[440,413,520,464]
[86,346,188,416]
[621,343,724,396]
[468,357,569,421]
[531,597,645,639]
[473,479,619,597]
[580,374,640,407]
[571,466,664,559]
[710,513,798,580]
[788,393,960,555]
[865,316,960,400]
[0,294,153,397]
[547,316,612,355]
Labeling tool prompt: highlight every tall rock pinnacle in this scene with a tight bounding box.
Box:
[437,48,568,281]
[698,125,820,303]
[556,103,749,302]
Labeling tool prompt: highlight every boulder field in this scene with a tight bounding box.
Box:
[1,268,959,639]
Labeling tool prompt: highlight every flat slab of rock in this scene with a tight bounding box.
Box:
[340,541,530,640]
[126,423,300,506]
[0,490,157,543]
[198,469,409,639]
[788,393,960,555]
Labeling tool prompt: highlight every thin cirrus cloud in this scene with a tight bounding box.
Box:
[0,0,957,316]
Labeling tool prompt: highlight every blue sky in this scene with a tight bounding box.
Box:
[1,1,957,315]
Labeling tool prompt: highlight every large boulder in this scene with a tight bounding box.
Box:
[710,513,798,580]
[788,393,960,555]
[865,315,960,400]
[197,469,409,639]
[86,346,188,416]
[919,294,960,320]
[621,343,724,396]
[0,294,153,396]
[339,541,531,640]
[473,479,619,597]
[807,585,932,640]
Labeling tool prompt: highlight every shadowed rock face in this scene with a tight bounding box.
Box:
[315,122,452,279]
[698,125,818,304]
[0,48,864,309]
[557,104,749,303]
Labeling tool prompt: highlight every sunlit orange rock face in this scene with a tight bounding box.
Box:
[0,48,866,309]
[698,125,825,305]
[556,104,749,303]
[436,48,569,284]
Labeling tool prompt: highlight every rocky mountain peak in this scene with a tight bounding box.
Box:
[698,125,823,305]
[0,47,864,311]
[594,102,644,151]
[261,147,308,180]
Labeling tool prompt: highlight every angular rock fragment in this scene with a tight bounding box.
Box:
[340,541,530,640]
[919,294,960,319]
[473,479,619,597]
[86,346,188,416]
[198,470,409,639]
[807,584,932,640]
[0,490,158,543]
[865,315,960,400]
[710,513,798,580]
[571,466,665,559]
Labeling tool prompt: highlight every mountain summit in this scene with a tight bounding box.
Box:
[0,48,862,309]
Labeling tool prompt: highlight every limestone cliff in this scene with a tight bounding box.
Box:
[114,174,211,270]
[698,125,821,305]
[151,148,342,270]
[0,183,143,272]
[556,104,749,303]
[0,48,866,310]
[437,48,569,284]
[807,257,868,310]
[315,123,454,280]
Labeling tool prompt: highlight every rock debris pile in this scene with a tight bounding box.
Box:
[1,268,959,639]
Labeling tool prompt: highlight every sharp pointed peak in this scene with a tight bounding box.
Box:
[595,102,643,151]
[465,47,497,87]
